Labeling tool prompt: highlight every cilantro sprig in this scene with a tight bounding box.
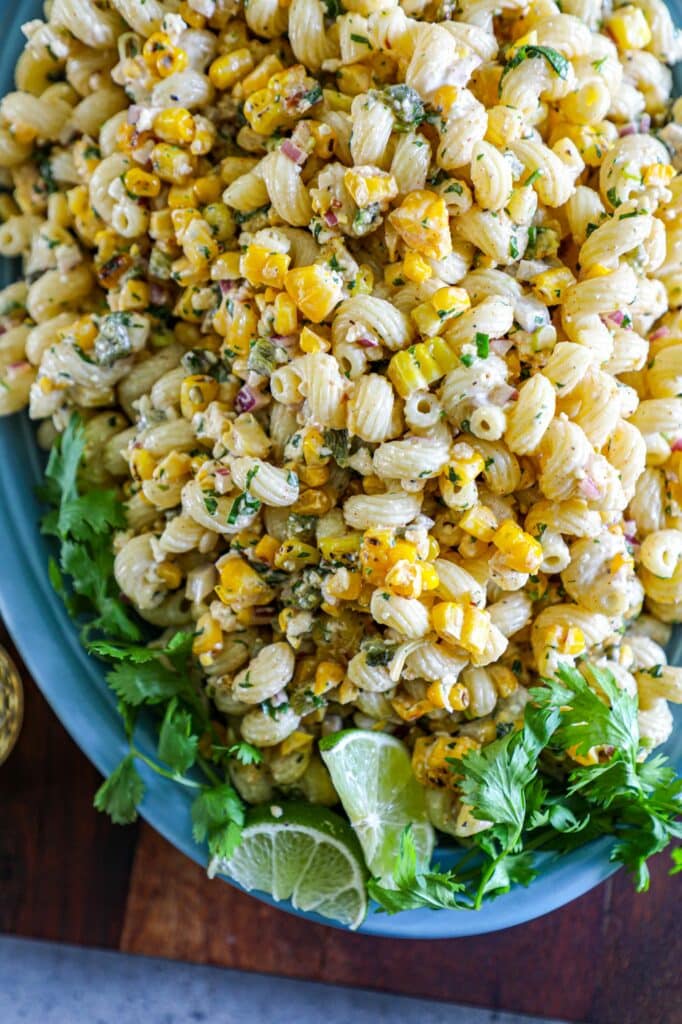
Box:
[370,663,681,914]
[43,416,245,860]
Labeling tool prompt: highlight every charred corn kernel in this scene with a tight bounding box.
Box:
[154,107,195,146]
[313,661,345,696]
[280,730,315,757]
[243,89,286,135]
[387,541,418,566]
[538,623,586,656]
[431,85,459,115]
[309,121,334,158]
[403,252,432,283]
[180,374,219,418]
[336,678,359,704]
[292,488,333,515]
[151,143,196,184]
[359,528,394,580]
[607,5,651,49]
[178,1,206,27]
[343,166,398,208]
[532,266,576,305]
[336,63,372,96]
[583,263,612,279]
[253,534,280,566]
[123,167,161,198]
[193,614,222,656]
[209,48,255,90]
[285,265,343,323]
[149,208,174,240]
[216,555,274,607]
[241,244,291,289]
[431,601,464,644]
[391,695,435,722]
[118,279,150,312]
[389,189,452,261]
[318,533,362,561]
[420,563,440,590]
[130,447,156,481]
[447,450,485,486]
[459,504,498,542]
[490,666,518,698]
[426,680,470,711]
[385,560,422,598]
[412,734,479,789]
[642,162,675,187]
[157,561,183,588]
[413,286,470,336]
[325,569,362,600]
[156,451,192,480]
[493,519,543,573]
[273,291,297,335]
[274,539,320,570]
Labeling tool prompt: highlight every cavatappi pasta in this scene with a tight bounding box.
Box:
[1,0,682,822]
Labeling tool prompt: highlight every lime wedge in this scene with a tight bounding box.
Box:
[210,801,368,929]
[319,730,434,884]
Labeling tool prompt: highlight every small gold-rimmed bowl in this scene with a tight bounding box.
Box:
[0,644,23,765]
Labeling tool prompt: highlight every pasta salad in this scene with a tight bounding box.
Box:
[1,0,682,922]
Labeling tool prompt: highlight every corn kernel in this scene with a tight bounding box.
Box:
[325,569,362,601]
[431,85,459,115]
[292,488,333,515]
[336,63,372,96]
[391,695,435,722]
[412,734,479,789]
[130,447,156,481]
[180,374,219,418]
[285,264,343,323]
[389,189,452,261]
[216,554,274,607]
[642,163,675,187]
[607,5,652,49]
[432,601,491,655]
[420,563,440,590]
[313,661,345,696]
[274,539,320,571]
[117,279,150,312]
[209,49,255,90]
[192,613,222,655]
[403,252,432,284]
[426,680,470,711]
[142,32,172,66]
[336,678,359,704]
[157,46,189,78]
[156,451,192,481]
[309,121,335,159]
[240,55,285,96]
[492,519,543,573]
[318,533,363,561]
[155,107,195,146]
[241,244,291,289]
[343,166,398,207]
[446,450,485,486]
[151,143,196,184]
[532,266,576,305]
[385,559,422,598]
[253,534,280,566]
[490,665,518,698]
[583,263,612,279]
[157,561,183,588]
[459,504,498,542]
[179,1,206,27]
[123,168,161,198]
[280,730,315,756]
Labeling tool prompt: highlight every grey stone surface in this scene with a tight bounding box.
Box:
[0,935,568,1024]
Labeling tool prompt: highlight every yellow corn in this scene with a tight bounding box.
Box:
[241,244,291,289]
[313,661,345,696]
[274,539,320,571]
[387,334,459,397]
[155,451,192,481]
[209,48,255,90]
[426,680,470,711]
[151,143,196,184]
[142,32,172,65]
[492,519,543,574]
[215,555,274,607]
[336,678,359,704]
[459,504,498,542]
[123,168,161,198]
[391,694,435,722]
[318,533,363,562]
[351,265,374,296]
[343,166,398,207]
[431,85,460,116]
[447,450,485,486]
[222,299,259,353]
[325,569,362,601]
[179,1,206,27]
[309,121,335,158]
[385,560,422,599]
[412,734,479,789]
[607,5,652,49]
[388,189,452,261]
[117,279,150,312]
[412,286,471,337]
[285,265,343,323]
[272,291,297,335]
[130,447,156,481]
[194,175,223,204]
[192,613,222,655]
[532,266,576,305]
[403,252,432,283]
[583,263,612,279]
[239,55,285,97]
[292,488,333,515]
[157,561,183,589]
[280,730,315,756]
[490,666,518,698]
[567,744,600,767]
[157,46,188,78]
[642,163,675,187]
[336,63,372,96]
[432,601,491,655]
[252,534,280,566]
[180,374,219,418]
[420,563,440,590]
[359,528,395,582]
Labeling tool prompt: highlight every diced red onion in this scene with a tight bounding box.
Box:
[650,326,670,341]
[672,438,682,452]
[235,385,257,412]
[150,283,169,305]
[215,466,231,476]
[619,123,636,137]
[323,209,338,227]
[356,336,380,348]
[578,476,601,500]
[219,279,239,295]
[7,360,30,374]
[271,333,298,349]
[127,105,142,125]
[489,382,518,405]
[640,113,651,133]
[281,139,306,165]
[606,310,625,326]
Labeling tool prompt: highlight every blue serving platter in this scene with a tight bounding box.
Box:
[0,0,680,938]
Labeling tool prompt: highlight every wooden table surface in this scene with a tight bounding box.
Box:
[1,621,680,1024]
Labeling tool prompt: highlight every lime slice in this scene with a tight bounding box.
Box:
[319,730,434,884]
[209,801,368,929]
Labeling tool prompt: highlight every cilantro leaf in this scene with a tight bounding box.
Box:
[191,783,245,858]
[105,659,187,706]
[157,698,199,775]
[89,632,193,667]
[227,741,264,765]
[368,827,468,913]
[500,44,569,93]
[93,754,144,825]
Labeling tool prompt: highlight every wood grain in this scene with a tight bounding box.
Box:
[2,618,680,1024]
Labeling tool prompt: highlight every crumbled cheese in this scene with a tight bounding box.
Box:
[162,13,188,44]
[270,805,283,818]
